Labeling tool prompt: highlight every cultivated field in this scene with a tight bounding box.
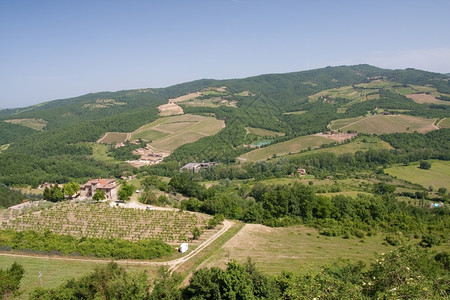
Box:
[131,114,225,152]
[239,135,336,162]
[330,114,438,134]
[158,102,184,116]
[3,118,47,130]
[384,160,450,190]
[287,136,392,159]
[97,132,129,144]
[0,202,211,244]
[246,127,285,137]
[203,224,395,274]
[406,93,450,105]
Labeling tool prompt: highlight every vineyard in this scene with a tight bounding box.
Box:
[1,202,211,244]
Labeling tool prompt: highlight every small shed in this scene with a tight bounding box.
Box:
[179,243,188,253]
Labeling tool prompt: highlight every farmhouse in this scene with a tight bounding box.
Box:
[80,178,117,200]
[297,168,307,175]
[180,162,218,173]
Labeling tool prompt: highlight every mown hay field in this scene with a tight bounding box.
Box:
[331,114,438,134]
[406,93,450,105]
[97,132,129,144]
[204,224,396,275]
[384,160,450,190]
[239,135,335,162]
[287,136,392,159]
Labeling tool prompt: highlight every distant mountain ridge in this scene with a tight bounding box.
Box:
[0,64,449,185]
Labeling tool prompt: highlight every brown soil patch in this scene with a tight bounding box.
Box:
[169,92,201,103]
[406,93,450,105]
[158,103,184,116]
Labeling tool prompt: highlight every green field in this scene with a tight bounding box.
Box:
[4,118,47,130]
[385,160,450,190]
[331,114,437,134]
[97,132,129,144]
[246,127,285,137]
[438,118,450,128]
[288,136,392,159]
[329,116,364,130]
[239,135,335,162]
[130,129,169,141]
[0,255,157,300]
[204,224,397,275]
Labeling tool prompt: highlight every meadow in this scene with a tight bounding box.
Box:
[285,136,392,159]
[438,118,450,128]
[384,160,450,190]
[3,118,47,131]
[330,114,437,134]
[204,224,397,275]
[97,132,129,144]
[239,135,335,162]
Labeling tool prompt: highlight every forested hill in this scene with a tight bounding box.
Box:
[1,64,449,185]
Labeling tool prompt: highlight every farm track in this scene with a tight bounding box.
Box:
[0,220,234,270]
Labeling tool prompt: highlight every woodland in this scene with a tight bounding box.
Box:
[0,65,449,299]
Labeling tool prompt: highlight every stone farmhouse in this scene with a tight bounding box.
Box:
[80,178,117,200]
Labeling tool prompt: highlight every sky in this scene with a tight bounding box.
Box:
[1,0,450,109]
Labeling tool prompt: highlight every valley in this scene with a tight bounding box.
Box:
[0,65,449,299]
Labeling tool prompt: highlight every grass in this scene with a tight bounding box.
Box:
[0,255,159,300]
[246,127,285,137]
[97,132,129,144]
[203,224,397,275]
[283,111,306,115]
[287,136,392,159]
[176,222,244,278]
[331,114,437,134]
[0,143,10,153]
[384,160,450,190]
[329,116,364,130]
[438,118,450,128]
[91,143,120,164]
[3,118,47,130]
[239,135,335,162]
[131,129,169,141]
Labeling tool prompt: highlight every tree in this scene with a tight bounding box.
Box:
[50,186,64,202]
[419,160,431,170]
[63,182,80,198]
[118,182,136,201]
[0,262,25,298]
[92,190,106,201]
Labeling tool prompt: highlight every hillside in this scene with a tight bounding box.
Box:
[0,64,449,185]
[1,65,450,299]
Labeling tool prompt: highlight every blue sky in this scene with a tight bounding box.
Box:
[1,0,450,108]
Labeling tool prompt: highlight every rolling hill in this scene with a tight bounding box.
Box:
[0,64,449,185]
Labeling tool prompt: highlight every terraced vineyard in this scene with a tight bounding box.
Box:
[1,202,211,244]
